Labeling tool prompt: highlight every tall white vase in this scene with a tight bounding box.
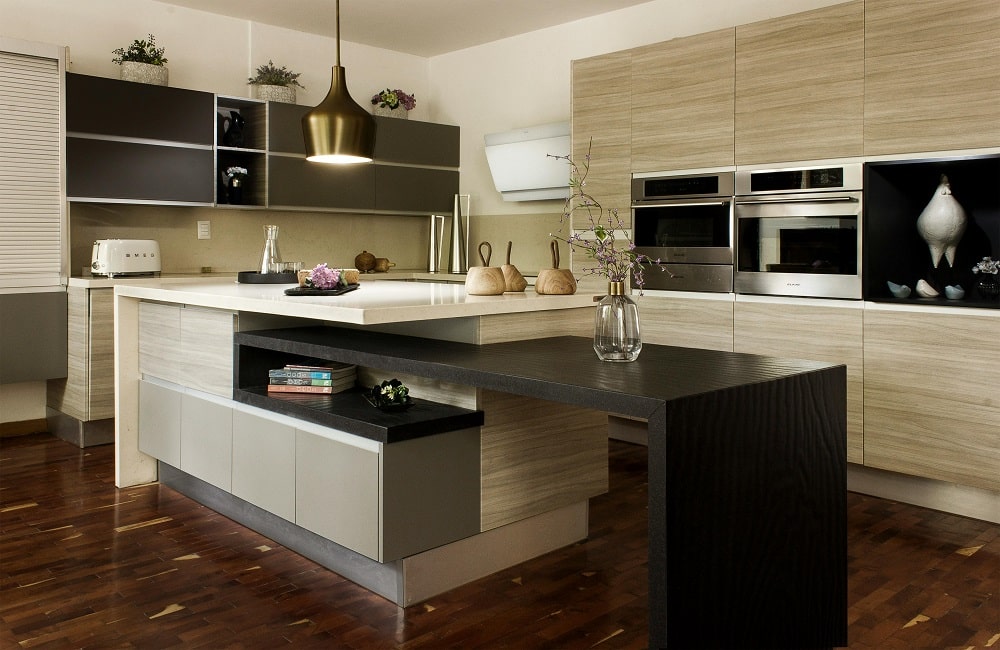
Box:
[916,174,967,268]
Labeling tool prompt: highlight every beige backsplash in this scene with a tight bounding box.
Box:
[69,203,564,276]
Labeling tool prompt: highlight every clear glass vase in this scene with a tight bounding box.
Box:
[594,281,642,362]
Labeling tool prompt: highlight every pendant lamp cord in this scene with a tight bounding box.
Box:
[335,0,342,66]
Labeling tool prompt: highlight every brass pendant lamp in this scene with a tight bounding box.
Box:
[302,0,376,164]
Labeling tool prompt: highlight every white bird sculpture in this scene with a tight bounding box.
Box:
[916,175,967,268]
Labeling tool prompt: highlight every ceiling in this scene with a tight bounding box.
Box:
[157,0,653,57]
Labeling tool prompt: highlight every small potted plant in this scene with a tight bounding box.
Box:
[112,34,168,86]
[365,379,413,412]
[248,60,304,104]
[972,256,1000,299]
[371,88,416,119]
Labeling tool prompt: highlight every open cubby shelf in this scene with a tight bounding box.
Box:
[864,154,1000,309]
[234,336,482,444]
[234,385,482,444]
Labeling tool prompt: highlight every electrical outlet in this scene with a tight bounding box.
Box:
[197,220,211,240]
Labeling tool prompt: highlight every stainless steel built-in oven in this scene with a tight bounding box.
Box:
[735,162,863,299]
[631,171,734,292]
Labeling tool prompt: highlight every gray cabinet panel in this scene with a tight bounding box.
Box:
[67,138,214,203]
[138,380,181,467]
[180,394,233,491]
[381,427,480,561]
[296,430,379,559]
[373,117,460,167]
[375,166,458,213]
[267,156,375,210]
[266,102,309,155]
[232,409,296,522]
[0,291,66,383]
[67,73,214,145]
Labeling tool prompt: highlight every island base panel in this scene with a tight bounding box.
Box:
[159,461,588,606]
[45,410,114,447]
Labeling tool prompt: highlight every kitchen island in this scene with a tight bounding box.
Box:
[114,279,847,649]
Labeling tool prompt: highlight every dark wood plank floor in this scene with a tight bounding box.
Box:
[1,433,997,649]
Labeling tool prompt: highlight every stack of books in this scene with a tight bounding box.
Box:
[266,362,357,394]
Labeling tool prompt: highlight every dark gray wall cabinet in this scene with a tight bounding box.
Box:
[267,102,460,214]
[268,156,376,211]
[66,73,215,204]
[67,73,214,144]
[66,75,460,214]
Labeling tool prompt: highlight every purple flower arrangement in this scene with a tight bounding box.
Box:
[371,88,416,111]
[549,140,664,293]
[305,263,343,290]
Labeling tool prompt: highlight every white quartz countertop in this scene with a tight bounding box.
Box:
[114,278,598,325]
[69,273,237,289]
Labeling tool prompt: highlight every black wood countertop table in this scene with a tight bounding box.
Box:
[235,327,848,650]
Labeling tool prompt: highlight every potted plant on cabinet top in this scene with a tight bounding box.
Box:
[371,88,416,119]
[112,33,168,86]
[248,60,304,104]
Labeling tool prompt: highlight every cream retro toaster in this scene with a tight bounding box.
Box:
[91,239,161,277]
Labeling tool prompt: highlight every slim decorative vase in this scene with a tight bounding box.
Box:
[228,176,243,205]
[976,276,1000,299]
[594,281,641,362]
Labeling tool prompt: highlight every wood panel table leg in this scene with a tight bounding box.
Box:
[648,367,847,649]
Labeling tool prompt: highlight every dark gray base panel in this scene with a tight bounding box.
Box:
[46,409,114,448]
[157,462,403,604]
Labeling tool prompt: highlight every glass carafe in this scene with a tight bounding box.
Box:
[259,224,282,274]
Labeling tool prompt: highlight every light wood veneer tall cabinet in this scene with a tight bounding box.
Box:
[570,51,632,292]
[735,1,864,165]
[631,28,736,173]
[864,0,1000,155]
[571,50,632,219]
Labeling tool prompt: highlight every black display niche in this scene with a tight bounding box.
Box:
[865,153,1000,308]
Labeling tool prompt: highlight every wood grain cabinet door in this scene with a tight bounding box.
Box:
[864,307,1000,491]
[734,299,864,465]
[637,295,734,352]
[572,50,632,220]
[631,28,735,173]
[735,1,864,165]
[864,0,1000,155]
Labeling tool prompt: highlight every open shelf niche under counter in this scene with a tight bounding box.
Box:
[234,326,483,443]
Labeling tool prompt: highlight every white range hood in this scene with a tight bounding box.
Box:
[484,122,571,202]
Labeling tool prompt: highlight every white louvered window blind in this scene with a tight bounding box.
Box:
[0,47,64,288]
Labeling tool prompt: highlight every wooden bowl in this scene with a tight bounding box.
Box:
[534,241,577,295]
[465,241,506,295]
[501,241,527,292]
[535,268,577,295]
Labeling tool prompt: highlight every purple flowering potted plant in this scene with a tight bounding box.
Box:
[371,88,416,119]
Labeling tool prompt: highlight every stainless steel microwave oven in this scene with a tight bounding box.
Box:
[631,171,735,292]
[734,162,863,299]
